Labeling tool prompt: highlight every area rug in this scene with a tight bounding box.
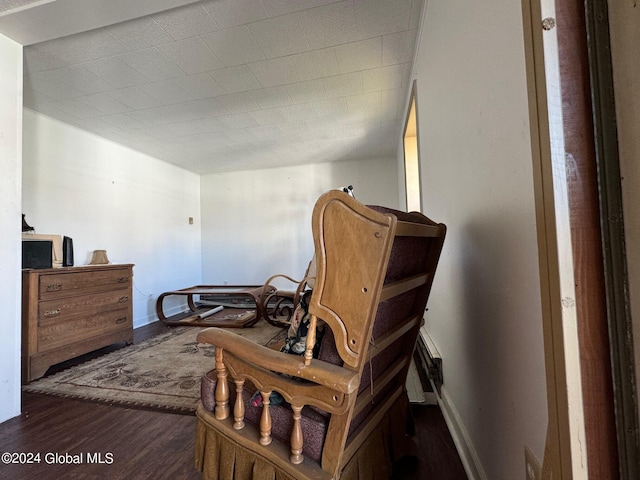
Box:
[23,322,287,415]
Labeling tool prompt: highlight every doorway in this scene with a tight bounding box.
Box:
[403,80,421,213]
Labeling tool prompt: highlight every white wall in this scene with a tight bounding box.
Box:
[0,34,22,423]
[22,110,202,327]
[201,157,398,286]
[608,2,640,425]
[406,1,548,478]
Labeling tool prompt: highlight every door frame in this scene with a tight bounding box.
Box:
[584,0,640,477]
[524,0,640,477]
[522,0,587,475]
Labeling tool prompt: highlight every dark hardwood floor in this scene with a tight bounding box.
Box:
[0,322,467,480]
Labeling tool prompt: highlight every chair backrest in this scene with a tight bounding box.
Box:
[308,191,446,370]
[305,191,446,470]
[307,192,398,370]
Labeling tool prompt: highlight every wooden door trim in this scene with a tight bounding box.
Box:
[522,0,587,477]
[556,0,619,476]
[584,0,640,476]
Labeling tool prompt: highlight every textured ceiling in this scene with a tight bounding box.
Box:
[0,0,43,14]
[13,0,422,174]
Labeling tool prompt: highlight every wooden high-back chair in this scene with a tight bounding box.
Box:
[195,191,446,479]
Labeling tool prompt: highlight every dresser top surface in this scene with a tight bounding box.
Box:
[23,264,134,275]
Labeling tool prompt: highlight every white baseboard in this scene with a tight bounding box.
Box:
[437,388,487,480]
[133,303,184,329]
[133,315,158,329]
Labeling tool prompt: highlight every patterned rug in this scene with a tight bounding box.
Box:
[23,322,287,415]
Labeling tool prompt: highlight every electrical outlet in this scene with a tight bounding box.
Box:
[525,446,542,480]
[189,216,194,225]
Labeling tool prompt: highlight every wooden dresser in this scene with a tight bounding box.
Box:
[22,264,134,383]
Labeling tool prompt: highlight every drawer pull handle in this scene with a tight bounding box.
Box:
[46,283,62,292]
[44,308,61,318]
[118,277,128,283]
[116,317,127,324]
[118,296,129,303]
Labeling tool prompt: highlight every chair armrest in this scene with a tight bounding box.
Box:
[261,273,300,296]
[262,273,301,286]
[197,327,359,395]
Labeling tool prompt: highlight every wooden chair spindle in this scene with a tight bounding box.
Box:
[259,390,272,446]
[214,347,229,420]
[233,379,245,430]
[303,314,317,366]
[290,404,304,464]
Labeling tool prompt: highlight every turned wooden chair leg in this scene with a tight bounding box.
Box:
[259,390,272,446]
[233,379,245,430]
[214,348,229,420]
[290,404,304,464]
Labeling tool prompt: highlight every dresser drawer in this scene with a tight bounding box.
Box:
[38,267,131,300]
[38,289,130,325]
[37,308,131,353]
